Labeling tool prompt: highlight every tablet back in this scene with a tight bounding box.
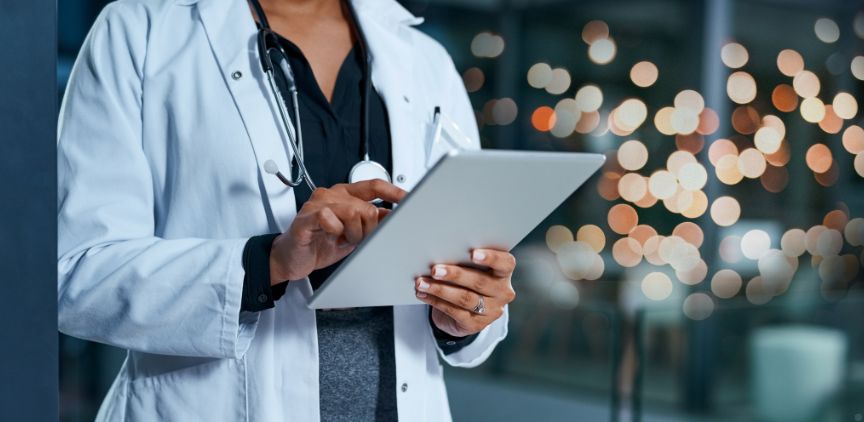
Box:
[308,150,605,309]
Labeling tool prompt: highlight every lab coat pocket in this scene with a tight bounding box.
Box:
[422,112,475,170]
[124,354,247,422]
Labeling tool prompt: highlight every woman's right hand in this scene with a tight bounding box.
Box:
[269,180,407,285]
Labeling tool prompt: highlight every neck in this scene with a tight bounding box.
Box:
[257,0,344,18]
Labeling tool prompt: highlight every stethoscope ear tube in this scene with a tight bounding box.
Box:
[264,68,316,191]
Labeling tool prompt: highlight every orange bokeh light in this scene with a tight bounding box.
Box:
[805,143,833,173]
[772,84,799,112]
[608,203,639,235]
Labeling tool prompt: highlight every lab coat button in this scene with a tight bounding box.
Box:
[446,340,456,346]
[396,174,406,183]
[401,383,408,392]
[257,293,268,303]
[231,71,243,80]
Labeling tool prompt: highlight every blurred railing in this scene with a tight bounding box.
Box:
[632,290,864,422]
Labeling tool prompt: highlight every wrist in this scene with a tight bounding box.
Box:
[269,235,292,285]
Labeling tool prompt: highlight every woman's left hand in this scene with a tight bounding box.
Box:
[415,249,517,337]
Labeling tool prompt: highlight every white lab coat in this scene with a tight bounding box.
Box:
[57,0,508,420]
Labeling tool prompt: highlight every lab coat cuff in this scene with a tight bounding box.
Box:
[221,239,260,359]
[436,305,508,368]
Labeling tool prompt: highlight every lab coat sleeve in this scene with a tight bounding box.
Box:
[433,52,509,367]
[57,3,257,359]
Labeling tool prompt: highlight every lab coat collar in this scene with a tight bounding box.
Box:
[179,0,423,26]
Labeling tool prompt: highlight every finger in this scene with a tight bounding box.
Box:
[359,202,379,238]
[416,277,483,312]
[377,208,391,222]
[315,207,344,237]
[341,179,407,204]
[415,289,478,327]
[471,249,516,277]
[429,264,499,297]
[329,203,364,244]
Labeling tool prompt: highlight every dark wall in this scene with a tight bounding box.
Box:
[0,0,58,420]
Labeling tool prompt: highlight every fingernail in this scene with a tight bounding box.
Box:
[418,278,430,291]
[433,265,447,279]
[473,250,486,262]
[416,291,427,298]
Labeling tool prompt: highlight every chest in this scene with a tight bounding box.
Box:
[267,15,355,102]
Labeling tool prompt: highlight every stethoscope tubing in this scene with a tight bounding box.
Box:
[248,0,384,190]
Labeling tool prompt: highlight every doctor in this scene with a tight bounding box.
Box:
[58,0,515,421]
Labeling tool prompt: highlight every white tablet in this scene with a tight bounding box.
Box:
[308,149,605,309]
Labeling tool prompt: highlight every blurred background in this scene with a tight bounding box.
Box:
[59,0,864,421]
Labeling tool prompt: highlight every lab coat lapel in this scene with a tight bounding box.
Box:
[197,0,298,232]
[354,4,430,419]
[354,3,425,191]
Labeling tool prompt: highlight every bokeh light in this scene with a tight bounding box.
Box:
[781,228,807,257]
[814,17,840,43]
[576,224,606,253]
[608,203,639,235]
[581,20,609,44]
[673,222,704,247]
[771,84,799,112]
[720,235,743,263]
[471,32,505,58]
[708,139,738,165]
[805,143,833,173]
[711,270,743,299]
[777,49,805,77]
[832,92,858,120]
[551,98,580,137]
[612,237,642,267]
[654,107,676,135]
[618,173,647,203]
[546,68,571,95]
[843,125,864,154]
[716,154,744,185]
[630,61,659,88]
[731,105,761,134]
[737,148,767,179]
[800,97,826,123]
[675,90,705,113]
[852,56,864,81]
[545,225,573,253]
[617,140,649,171]
[683,293,714,320]
[754,126,782,154]
[641,272,673,301]
[588,38,617,64]
[556,240,595,280]
[710,196,741,227]
[727,71,757,104]
[792,70,820,98]
[648,170,678,200]
[491,98,518,125]
[741,229,771,260]
[575,85,603,112]
[856,153,864,177]
[531,106,556,132]
[462,67,484,93]
[720,42,748,68]
[527,63,552,89]
[819,105,843,134]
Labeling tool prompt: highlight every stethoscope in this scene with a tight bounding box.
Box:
[248,0,392,194]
